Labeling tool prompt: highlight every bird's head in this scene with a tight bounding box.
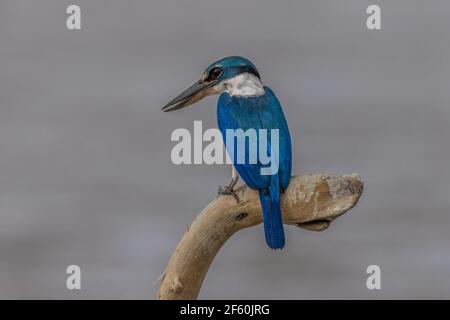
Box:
[162,56,263,112]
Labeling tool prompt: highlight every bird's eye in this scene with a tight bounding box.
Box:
[209,67,222,80]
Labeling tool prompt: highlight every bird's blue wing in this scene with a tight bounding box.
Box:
[260,86,292,191]
[217,87,292,191]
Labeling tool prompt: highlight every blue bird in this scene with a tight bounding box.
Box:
[162,56,292,249]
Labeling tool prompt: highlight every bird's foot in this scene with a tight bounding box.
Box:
[218,185,240,203]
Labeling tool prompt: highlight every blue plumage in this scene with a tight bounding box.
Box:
[217,87,292,249]
[162,56,293,249]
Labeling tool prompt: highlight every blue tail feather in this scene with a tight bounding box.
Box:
[258,177,285,249]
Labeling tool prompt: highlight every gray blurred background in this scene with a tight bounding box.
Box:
[0,0,449,299]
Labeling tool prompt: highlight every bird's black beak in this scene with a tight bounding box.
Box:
[161,79,218,112]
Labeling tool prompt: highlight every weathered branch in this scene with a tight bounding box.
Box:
[157,173,363,300]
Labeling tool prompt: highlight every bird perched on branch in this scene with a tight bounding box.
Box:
[162,56,292,249]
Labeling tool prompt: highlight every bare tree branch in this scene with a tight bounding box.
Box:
[157,173,364,300]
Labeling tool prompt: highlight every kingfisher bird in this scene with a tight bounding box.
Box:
[162,56,292,249]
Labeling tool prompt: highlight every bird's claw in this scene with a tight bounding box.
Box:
[218,185,240,203]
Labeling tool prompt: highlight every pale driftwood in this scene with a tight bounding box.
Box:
[157,173,363,300]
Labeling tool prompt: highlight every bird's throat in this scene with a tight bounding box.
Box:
[216,73,265,97]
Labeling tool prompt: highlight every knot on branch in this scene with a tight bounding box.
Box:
[171,277,183,294]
